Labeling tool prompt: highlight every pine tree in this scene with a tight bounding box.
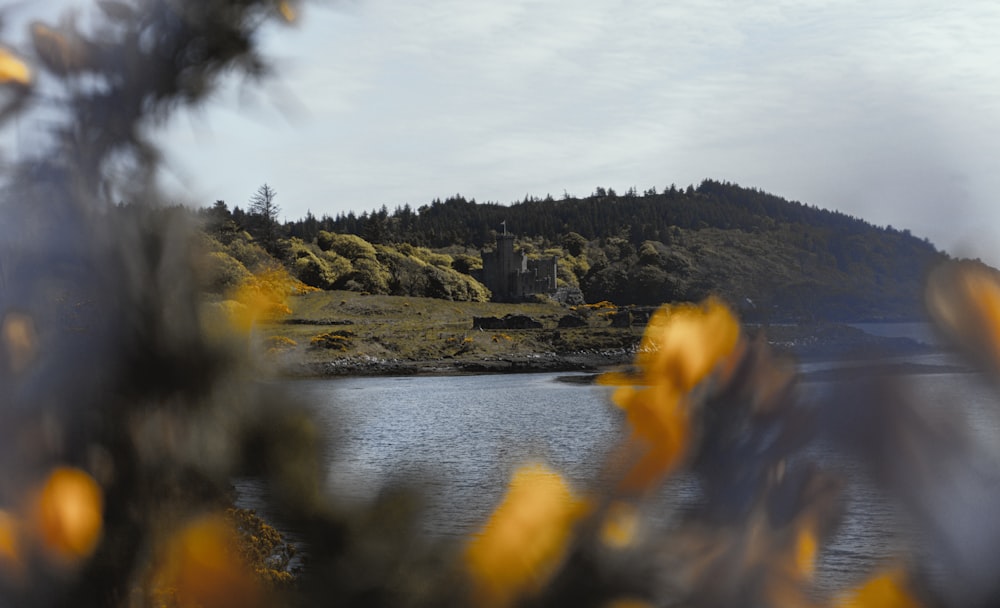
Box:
[248,183,280,252]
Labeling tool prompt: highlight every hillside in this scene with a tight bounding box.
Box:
[206,179,949,321]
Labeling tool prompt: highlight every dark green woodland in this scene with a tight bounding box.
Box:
[205,179,948,321]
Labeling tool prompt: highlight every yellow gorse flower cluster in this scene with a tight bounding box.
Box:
[0,49,31,86]
[834,568,921,608]
[0,467,103,582]
[150,515,264,608]
[926,261,1000,371]
[225,268,300,333]
[465,463,587,608]
[599,298,742,492]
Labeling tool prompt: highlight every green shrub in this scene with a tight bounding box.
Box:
[282,238,355,290]
[225,232,274,271]
[318,232,377,260]
[376,246,490,301]
[203,251,252,293]
[411,247,453,268]
[451,253,482,275]
[347,257,391,294]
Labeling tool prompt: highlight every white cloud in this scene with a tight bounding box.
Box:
[104,0,1000,263]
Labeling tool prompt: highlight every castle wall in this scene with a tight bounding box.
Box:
[480,233,558,302]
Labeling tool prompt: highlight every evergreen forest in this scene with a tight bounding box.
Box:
[202,179,950,321]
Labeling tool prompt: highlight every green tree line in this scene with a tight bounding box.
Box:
[200,179,949,320]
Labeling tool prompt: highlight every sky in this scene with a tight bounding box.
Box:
[8,1,1000,264]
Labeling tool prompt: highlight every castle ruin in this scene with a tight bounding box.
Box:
[478,227,558,302]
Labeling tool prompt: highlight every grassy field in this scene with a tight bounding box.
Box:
[258,290,643,371]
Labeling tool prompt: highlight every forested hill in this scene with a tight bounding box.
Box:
[313,179,931,250]
[279,179,946,320]
[207,179,949,321]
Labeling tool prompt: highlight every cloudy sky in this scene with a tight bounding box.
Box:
[12,1,1000,263]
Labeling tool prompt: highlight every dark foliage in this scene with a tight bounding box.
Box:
[279,180,946,320]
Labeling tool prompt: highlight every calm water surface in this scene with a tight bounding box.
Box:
[292,373,624,535]
[239,364,1000,594]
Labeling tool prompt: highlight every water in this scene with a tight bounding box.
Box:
[291,373,624,535]
[848,321,940,346]
[240,366,1000,595]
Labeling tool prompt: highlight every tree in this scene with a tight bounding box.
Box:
[249,183,281,252]
[205,200,240,244]
[561,232,588,257]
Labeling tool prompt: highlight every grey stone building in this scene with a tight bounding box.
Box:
[478,229,558,302]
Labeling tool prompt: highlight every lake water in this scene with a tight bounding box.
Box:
[848,320,944,346]
[238,362,1000,597]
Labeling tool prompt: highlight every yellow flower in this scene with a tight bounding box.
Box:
[0,49,31,85]
[600,501,640,549]
[226,268,298,332]
[278,1,297,23]
[1,312,37,374]
[926,261,1000,371]
[33,467,103,565]
[792,525,818,580]
[599,298,741,492]
[466,463,587,608]
[152,515,263,608]
[834,568,921,608]
[0,510,22,580]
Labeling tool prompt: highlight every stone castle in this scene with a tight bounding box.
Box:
[478,228,558,302]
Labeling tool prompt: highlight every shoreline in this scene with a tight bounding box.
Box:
[279,340,959,380]
[265,291,952,380]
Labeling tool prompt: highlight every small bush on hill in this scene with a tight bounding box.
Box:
[264,335,297,353]
[376,246,491,302]
[347,257,391,294]
[451,253,482,275]
[318,231,377,260]
[283,238,352,290]
[203,251,252,294]
[224,232,273,272]
[311,330,354,351]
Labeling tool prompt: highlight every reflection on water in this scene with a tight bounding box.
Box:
[238,367,1000,594]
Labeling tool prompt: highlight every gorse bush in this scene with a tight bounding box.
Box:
[301,233,490,300]
[317,231,377,260]
[285,237,351,290]
[310,330,354,351]
[203,250,253,293]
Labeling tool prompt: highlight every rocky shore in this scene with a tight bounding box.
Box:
[280,322,945,378]
[285,348,638,377]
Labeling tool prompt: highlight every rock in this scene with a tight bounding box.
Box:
[609,310,632,328]
[557,314,587,328]
[472,314,543,330]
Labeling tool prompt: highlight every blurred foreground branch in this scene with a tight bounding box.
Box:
[4,2,1000,608]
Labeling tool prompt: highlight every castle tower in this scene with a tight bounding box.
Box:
[495,233,517,295]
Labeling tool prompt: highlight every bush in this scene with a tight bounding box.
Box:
[562,231,588,256]
[264,335,297,353]
[318,232,377,260]
[451,253,482,275]
[226,508,296,588]
[225,232,274,272]
[203,251,252,294]
[310,330,354,351]
[376,246,490,302]
[411,247,453,268]
[347,257,391,294]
